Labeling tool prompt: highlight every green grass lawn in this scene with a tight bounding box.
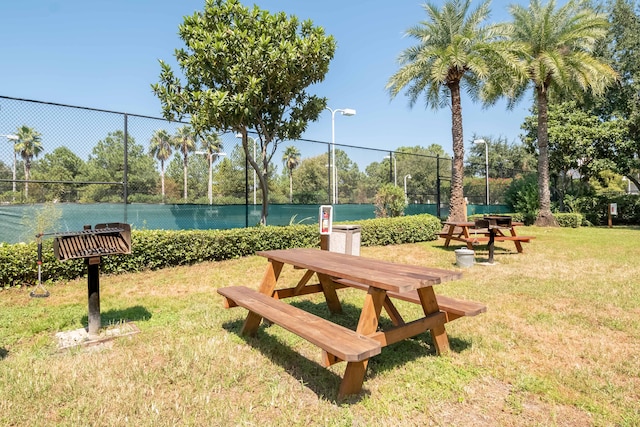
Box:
[1,226,639,426]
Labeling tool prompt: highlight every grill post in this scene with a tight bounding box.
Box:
[51,223,131,337]
[87,256,101,337]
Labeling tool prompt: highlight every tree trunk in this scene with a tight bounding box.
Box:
[447,80,466,222]
[183,154,188,201]
[160,161,166,203]
[24,160,30,199]
[289,173,293,203]
[260,171,268,225]
[534,86,559,227]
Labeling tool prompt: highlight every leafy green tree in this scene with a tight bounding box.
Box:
[396,145,449,204]
[173,126,197,201]
[282,146,301,203]
[466,136,536,178]
[15,125,43,199]
[31,147,85,202]
[334,149,364,204]
[213,145,249,204]
[522,101,627,205]
[79,131,157,203]
[505,0,617,226]
[153,0,336,224]
[585,0,640,189]
[291,153,329,204]
[149,129,173,203]
[387,0,519,222]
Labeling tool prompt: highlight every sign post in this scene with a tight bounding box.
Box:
[608,203,617,228]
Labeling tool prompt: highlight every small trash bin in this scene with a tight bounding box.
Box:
[329,225,361,256]
[455,248,475,268]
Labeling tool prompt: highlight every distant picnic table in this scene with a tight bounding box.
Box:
[218,248,486,398]
[438,220,535,255]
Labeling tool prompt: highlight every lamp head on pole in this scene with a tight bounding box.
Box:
[1,134,18,141]
[340,108,356,116]
[473,139,486,145]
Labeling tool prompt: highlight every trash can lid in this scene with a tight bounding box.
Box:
[454,248,475,255]
[332,224,361,230]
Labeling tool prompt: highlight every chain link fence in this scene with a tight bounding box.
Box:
[1,96,517,243]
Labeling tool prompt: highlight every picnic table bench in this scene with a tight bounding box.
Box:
[438,220,535,253]
[218,248,486,398]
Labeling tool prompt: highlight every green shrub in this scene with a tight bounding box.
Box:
[554,213,583,228]
[505,174,539,225]
[0,214,442,288]
[374,184,406,218]
[574,194,640,226]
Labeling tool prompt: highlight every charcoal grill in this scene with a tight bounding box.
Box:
[53,223,131,336]
[473,216,512,264]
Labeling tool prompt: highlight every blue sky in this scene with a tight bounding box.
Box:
[1,0,537,156]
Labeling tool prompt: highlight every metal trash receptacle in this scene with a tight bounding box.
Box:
[455,248,475,268]
[329,225,361,256]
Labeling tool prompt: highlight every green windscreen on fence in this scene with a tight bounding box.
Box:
[0,203,510,244]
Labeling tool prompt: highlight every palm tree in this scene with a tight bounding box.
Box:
[386,0,518,222]
[282,145,301,203]
[173,125,197,201]
[506,0,617,226]
[149,129,173,203]
[200,132,224,205]
[15,125,43,199]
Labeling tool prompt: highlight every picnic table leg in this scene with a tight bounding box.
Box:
[241,260,284,335]
[317,273,343,314]
[338,287,386,398]
[416,286,450,355]
[509,227,524,253]
[442,224,454,247]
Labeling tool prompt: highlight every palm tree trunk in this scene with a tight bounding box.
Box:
[535,86,558,227]
[24,160,30,199]
[289,172,293,203]
[448,81,466,222]
[183,154,188,201]
[160,161,166,204]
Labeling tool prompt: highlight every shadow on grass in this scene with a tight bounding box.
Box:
[221,299,473,402]
[80,305,152,326]
[222,318,350,402]
[0,348,8,360]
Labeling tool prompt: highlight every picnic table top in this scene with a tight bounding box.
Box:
[256,248,462,294]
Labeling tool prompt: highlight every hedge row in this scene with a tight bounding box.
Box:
[0,214,442,288]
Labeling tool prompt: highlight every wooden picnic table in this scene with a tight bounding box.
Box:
[438,220,535,254]
[218,248,486,398]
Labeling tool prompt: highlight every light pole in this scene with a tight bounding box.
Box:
[1,134,19,195]
[326,107,356,204]
[236,133,257,204]
[404,174,411,204]
[195,151,226,205]
[385,154,397,186]
[474,139,489,205]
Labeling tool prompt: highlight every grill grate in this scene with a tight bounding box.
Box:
[53,223,131,261]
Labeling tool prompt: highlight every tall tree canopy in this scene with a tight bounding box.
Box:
[585,0,640,189]
[149,129,173,203]
[386,0,519,222]
[152,0,335,224]
[506,0,617,226]
[15,125,43,199]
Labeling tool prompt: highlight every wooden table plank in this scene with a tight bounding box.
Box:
[257,248,462,293]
